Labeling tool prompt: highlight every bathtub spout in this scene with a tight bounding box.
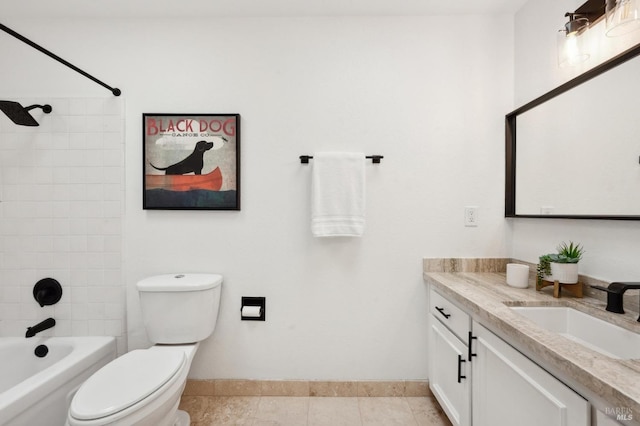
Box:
[25,317,56,338]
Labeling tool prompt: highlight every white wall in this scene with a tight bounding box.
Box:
[512,0,640,281]
[1,15,513,380]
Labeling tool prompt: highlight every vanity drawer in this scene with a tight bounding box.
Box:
[430,288,470,341]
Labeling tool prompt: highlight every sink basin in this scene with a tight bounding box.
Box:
[510,306,640,359]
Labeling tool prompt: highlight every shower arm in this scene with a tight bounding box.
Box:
[24,104,52,113]
[0,22,121,96]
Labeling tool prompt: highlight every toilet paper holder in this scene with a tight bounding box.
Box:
[241,296,266,321]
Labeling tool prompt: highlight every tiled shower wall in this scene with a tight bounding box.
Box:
[0,97,126,353]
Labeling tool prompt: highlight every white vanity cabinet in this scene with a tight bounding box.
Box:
[428,288,471,426]
[429,287,590,426]
[471,321,589,426]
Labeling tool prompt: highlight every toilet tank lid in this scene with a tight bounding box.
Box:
[137,273,223,292]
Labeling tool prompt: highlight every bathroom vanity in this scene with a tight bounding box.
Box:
[424,265,640,426]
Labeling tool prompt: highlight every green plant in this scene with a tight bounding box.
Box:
[536,242,584,284]
[536,254,553,284]
[555,241,584,263]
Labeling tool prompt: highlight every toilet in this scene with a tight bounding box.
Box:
[66,273,222,426]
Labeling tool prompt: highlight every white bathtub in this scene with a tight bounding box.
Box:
[0,336,116,426]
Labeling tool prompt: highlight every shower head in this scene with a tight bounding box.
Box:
[0,100,52,127]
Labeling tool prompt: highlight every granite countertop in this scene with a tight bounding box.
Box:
[424,271,640,421]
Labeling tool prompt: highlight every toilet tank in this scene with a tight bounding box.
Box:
[137,273,223,344]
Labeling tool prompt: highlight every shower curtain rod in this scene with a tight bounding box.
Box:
[0,22,121,96]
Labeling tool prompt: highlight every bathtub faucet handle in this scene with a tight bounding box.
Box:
[33,278,63,307]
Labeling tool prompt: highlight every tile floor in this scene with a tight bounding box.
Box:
[179,395,453,426]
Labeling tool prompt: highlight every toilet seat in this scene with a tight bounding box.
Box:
[70,349,186,421]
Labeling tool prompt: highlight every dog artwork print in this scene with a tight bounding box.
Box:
[143,114,240,210]
[149,140,215,175]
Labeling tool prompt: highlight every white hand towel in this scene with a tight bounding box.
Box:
[311,152,365,237]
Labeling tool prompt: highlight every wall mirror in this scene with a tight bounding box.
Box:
[506,42,640,219]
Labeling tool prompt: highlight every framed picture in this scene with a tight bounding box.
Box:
[142,113,240,210]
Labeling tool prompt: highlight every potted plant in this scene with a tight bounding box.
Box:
[536,241,584,285]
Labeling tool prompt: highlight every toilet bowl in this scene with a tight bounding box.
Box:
[67,274,222,426]
[67,344,196,426]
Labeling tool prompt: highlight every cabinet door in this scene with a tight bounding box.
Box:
[472,322,589,426]
[429,318,471,426]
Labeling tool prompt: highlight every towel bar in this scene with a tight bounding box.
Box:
[299,155,383,164]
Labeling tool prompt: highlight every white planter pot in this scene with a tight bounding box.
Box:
[549,263,579,284]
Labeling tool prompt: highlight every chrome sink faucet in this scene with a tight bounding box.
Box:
[591,282,640,321]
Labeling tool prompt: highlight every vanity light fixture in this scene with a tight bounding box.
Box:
[558,13,591,67]
[606,0,640,36]
[556,0,609,67]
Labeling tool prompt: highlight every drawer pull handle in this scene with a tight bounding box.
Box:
[435,306,451,319]
[468,332,477,361]
[457,355,466,383]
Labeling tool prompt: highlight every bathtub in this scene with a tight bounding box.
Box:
[0,336,116,426]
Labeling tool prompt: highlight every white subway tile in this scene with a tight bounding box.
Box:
[53,236,71,252]
[102,184,122,201]
[105,303,124,320]
[50,99,70,116]
[54,320,72,336]
[34,236,54,252]
[69,132,90,149]
[85,201,105,218]
[51,133,70,150]
[68,99,87,116]
[86,270,105,286]
[32,168,54,184]
[104,253,121,269]
[84,151,104,167]
[68,185,88,201]
[87,320,105,335]
[54,303,72,320]
[84,99,105,116]
[68,252,88,270]
[102,150,123,167]
[103,269,122,286]
[87,303,106,320]
[103,132,122,149]
[34,218,54,236]
[69,235,88,252]
[51,116,70,133]
[2,286,21,303]
[102,218,121,235]
[103,117,124,133]
[104,320,122,336]
[71,320,88,336]
[102,201,122,218]
[87,236,104,252]
[2,185,23,201]
[50,252,71,268]
[52,168,71,184]
[85,117,104,133]
[103,236,122,252]
[0,303,20,320]
[33,133,53,150]
[68,116,88,133]
[69,269,89,287]
[69,218,88,235]
[84,168,105,185]
[71,292,89,311]
[102,167,123,184]
[0,98,124,341]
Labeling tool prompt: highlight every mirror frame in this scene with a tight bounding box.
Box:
[506,42,640,220]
